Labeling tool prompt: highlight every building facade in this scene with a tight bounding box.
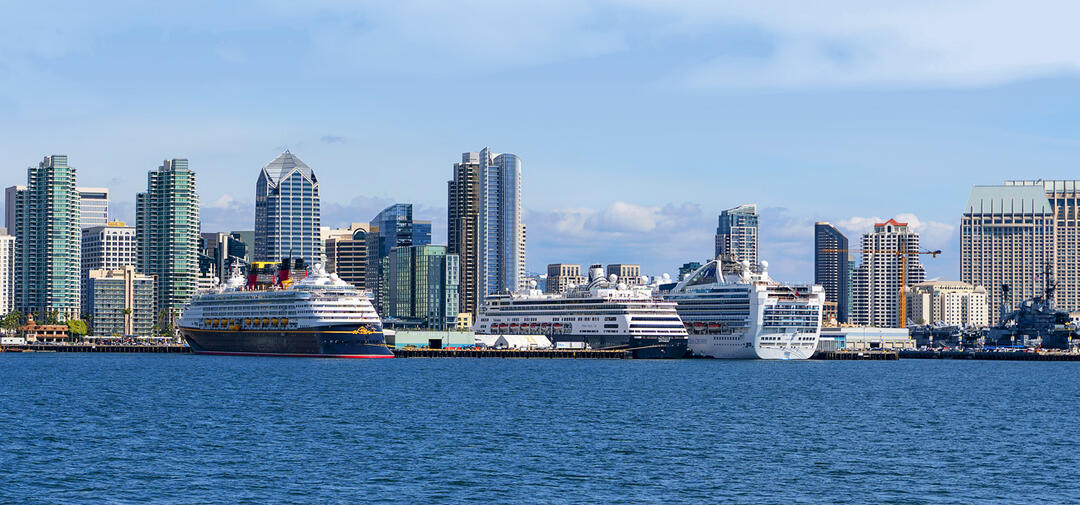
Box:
[14,155,82,321]
[546,263,585,294]
[678,261,702,281]
[715,204,759,270]
[367,204,431,311]
[81,223,137,314]
[961,181,1079,323]
[814,222,850,324]
[477,148,525,300]
[324,223,368,289]
[254,151,322,266]
[448,152,482,317]
[199,232,247,280]
[906,281,989,328]
[381,245,459,329]
[606,264,642,285]
[4,185,25,231]
[0,230,12,315]
[136,159,199,319]
[850,219,926,328]
[86,266,155,336]
[78,187,109,229]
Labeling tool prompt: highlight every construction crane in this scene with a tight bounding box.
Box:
[822,247,942,328]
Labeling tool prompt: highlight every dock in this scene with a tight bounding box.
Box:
[813,350,899,360]
[391,348,628,359]
[899,350,1080,361]
[1,344,192,353]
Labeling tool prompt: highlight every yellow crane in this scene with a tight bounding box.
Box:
[822,247,941,328]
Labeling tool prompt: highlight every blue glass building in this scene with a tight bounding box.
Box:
[478,147,524,299]
[366,203,431,311]
[254,151,322,266]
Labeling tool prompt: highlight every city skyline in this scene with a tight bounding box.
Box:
[7,3,1080,281]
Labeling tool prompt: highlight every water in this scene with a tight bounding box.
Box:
[1,355,1078,504]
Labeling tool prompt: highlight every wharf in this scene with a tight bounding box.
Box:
[899,350,1080,361]
[1,344,191,353]
[813,350,899,360]
[392,348,628,359]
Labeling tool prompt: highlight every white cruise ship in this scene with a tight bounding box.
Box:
[662,257,824,359]
[177,262,392,358]
[476,265,689,358]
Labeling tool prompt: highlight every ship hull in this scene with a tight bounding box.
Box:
[179,323,393,358]
[688,331,819,360]
[548,334,688,359]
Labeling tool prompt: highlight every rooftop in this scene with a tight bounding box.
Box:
[964,185,1052,214]
[261,150,316,185]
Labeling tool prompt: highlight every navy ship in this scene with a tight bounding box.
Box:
[177,260,393,358]
[987,267,1078,350]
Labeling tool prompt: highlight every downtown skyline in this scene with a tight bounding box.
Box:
[5,2,1080,282]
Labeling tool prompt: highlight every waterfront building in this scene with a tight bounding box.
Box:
[448,152,481,317]
[367,204,431,310]
[136,159,199,319]
[14,155,82,321]
[81,223,136,314]
[814,222,850,323]
[961,181,1080,322]
[819,327,915,351]
[77,187,109,229]
[545,263,585,294]
[254,151,322,266]
[715,204,759,271]
[606,264,642,285]
[324,223,368,289]
[381,245,459,329]
[0,229,12,315]
[906,281,989,328]
[850,219,925,327]
[86,266,155,336]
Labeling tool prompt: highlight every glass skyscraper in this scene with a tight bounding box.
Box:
[814,222,849,323]
[136,159,199,319]
[381,245,459,329]
[366,203,431,311]
[14,155,82,321]
[77,187,109,230]
[715,204,759,271]
[478,147,525,300]
[254,150,322,266]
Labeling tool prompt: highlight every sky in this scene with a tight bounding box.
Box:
[3,1,1080,282]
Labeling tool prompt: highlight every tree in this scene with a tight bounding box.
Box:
[45,310,60,325]
[67,320,89,340]
[0,310,22,334]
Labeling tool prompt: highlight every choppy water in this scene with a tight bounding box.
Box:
[1,354,1078,504]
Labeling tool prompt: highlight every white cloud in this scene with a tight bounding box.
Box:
[837,213,956,247]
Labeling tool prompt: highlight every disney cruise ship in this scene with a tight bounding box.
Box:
[662,257,824,359]
[476,265,688,358]
[178,261,392,358]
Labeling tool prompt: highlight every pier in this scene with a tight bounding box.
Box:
[1,344,191,353]
[899,350,1080,361]
[813,350,899,360]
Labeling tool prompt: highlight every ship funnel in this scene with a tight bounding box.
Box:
[588,264,604,281]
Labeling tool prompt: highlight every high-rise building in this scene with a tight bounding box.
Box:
[81,223,137,314]
[77,187,109,229]
[254,151,322,266]
[229,230,254,265]
[448,152,481,317]
[5,185,26,231]
[850,219,925,327]
[136,159,199,319]
[381,245,459,329]
[678,261,703,281]
[86,266,155,337]
[546,263,585,294]
[906,281,989,328]
[477,148,525,301]
[199,232,247,279]
[14,155,82,321]
[606,264,642,286]
[814,222,850,323]
[962,181,1080,323]
[0,229,12,315]
[367,204,431,311]
[324,223,368,289]
[715,204,759,270]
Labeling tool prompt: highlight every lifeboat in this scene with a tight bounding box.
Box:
[262,318,270,326]
[245,318,252,325]
[205,319,211,326]
[271,318,279,326]
[282,318,289,325]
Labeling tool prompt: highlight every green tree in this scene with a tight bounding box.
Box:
[45,310,60,325]
[67,320,89,340]
[1,310,22,333]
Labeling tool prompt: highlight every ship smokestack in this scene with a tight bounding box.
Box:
[278,258,291,285]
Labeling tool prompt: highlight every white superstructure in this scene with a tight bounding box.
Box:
[178,263,381,332]
[476,265,688,358]
[663,257,824,359]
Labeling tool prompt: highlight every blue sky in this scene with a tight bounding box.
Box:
[3,1,1080,282]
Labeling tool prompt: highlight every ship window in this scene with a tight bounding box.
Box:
[687,263,717,287]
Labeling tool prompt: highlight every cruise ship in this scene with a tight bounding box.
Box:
[476,265,688,358]
[661,257,824,359]
[177,261,393,358]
